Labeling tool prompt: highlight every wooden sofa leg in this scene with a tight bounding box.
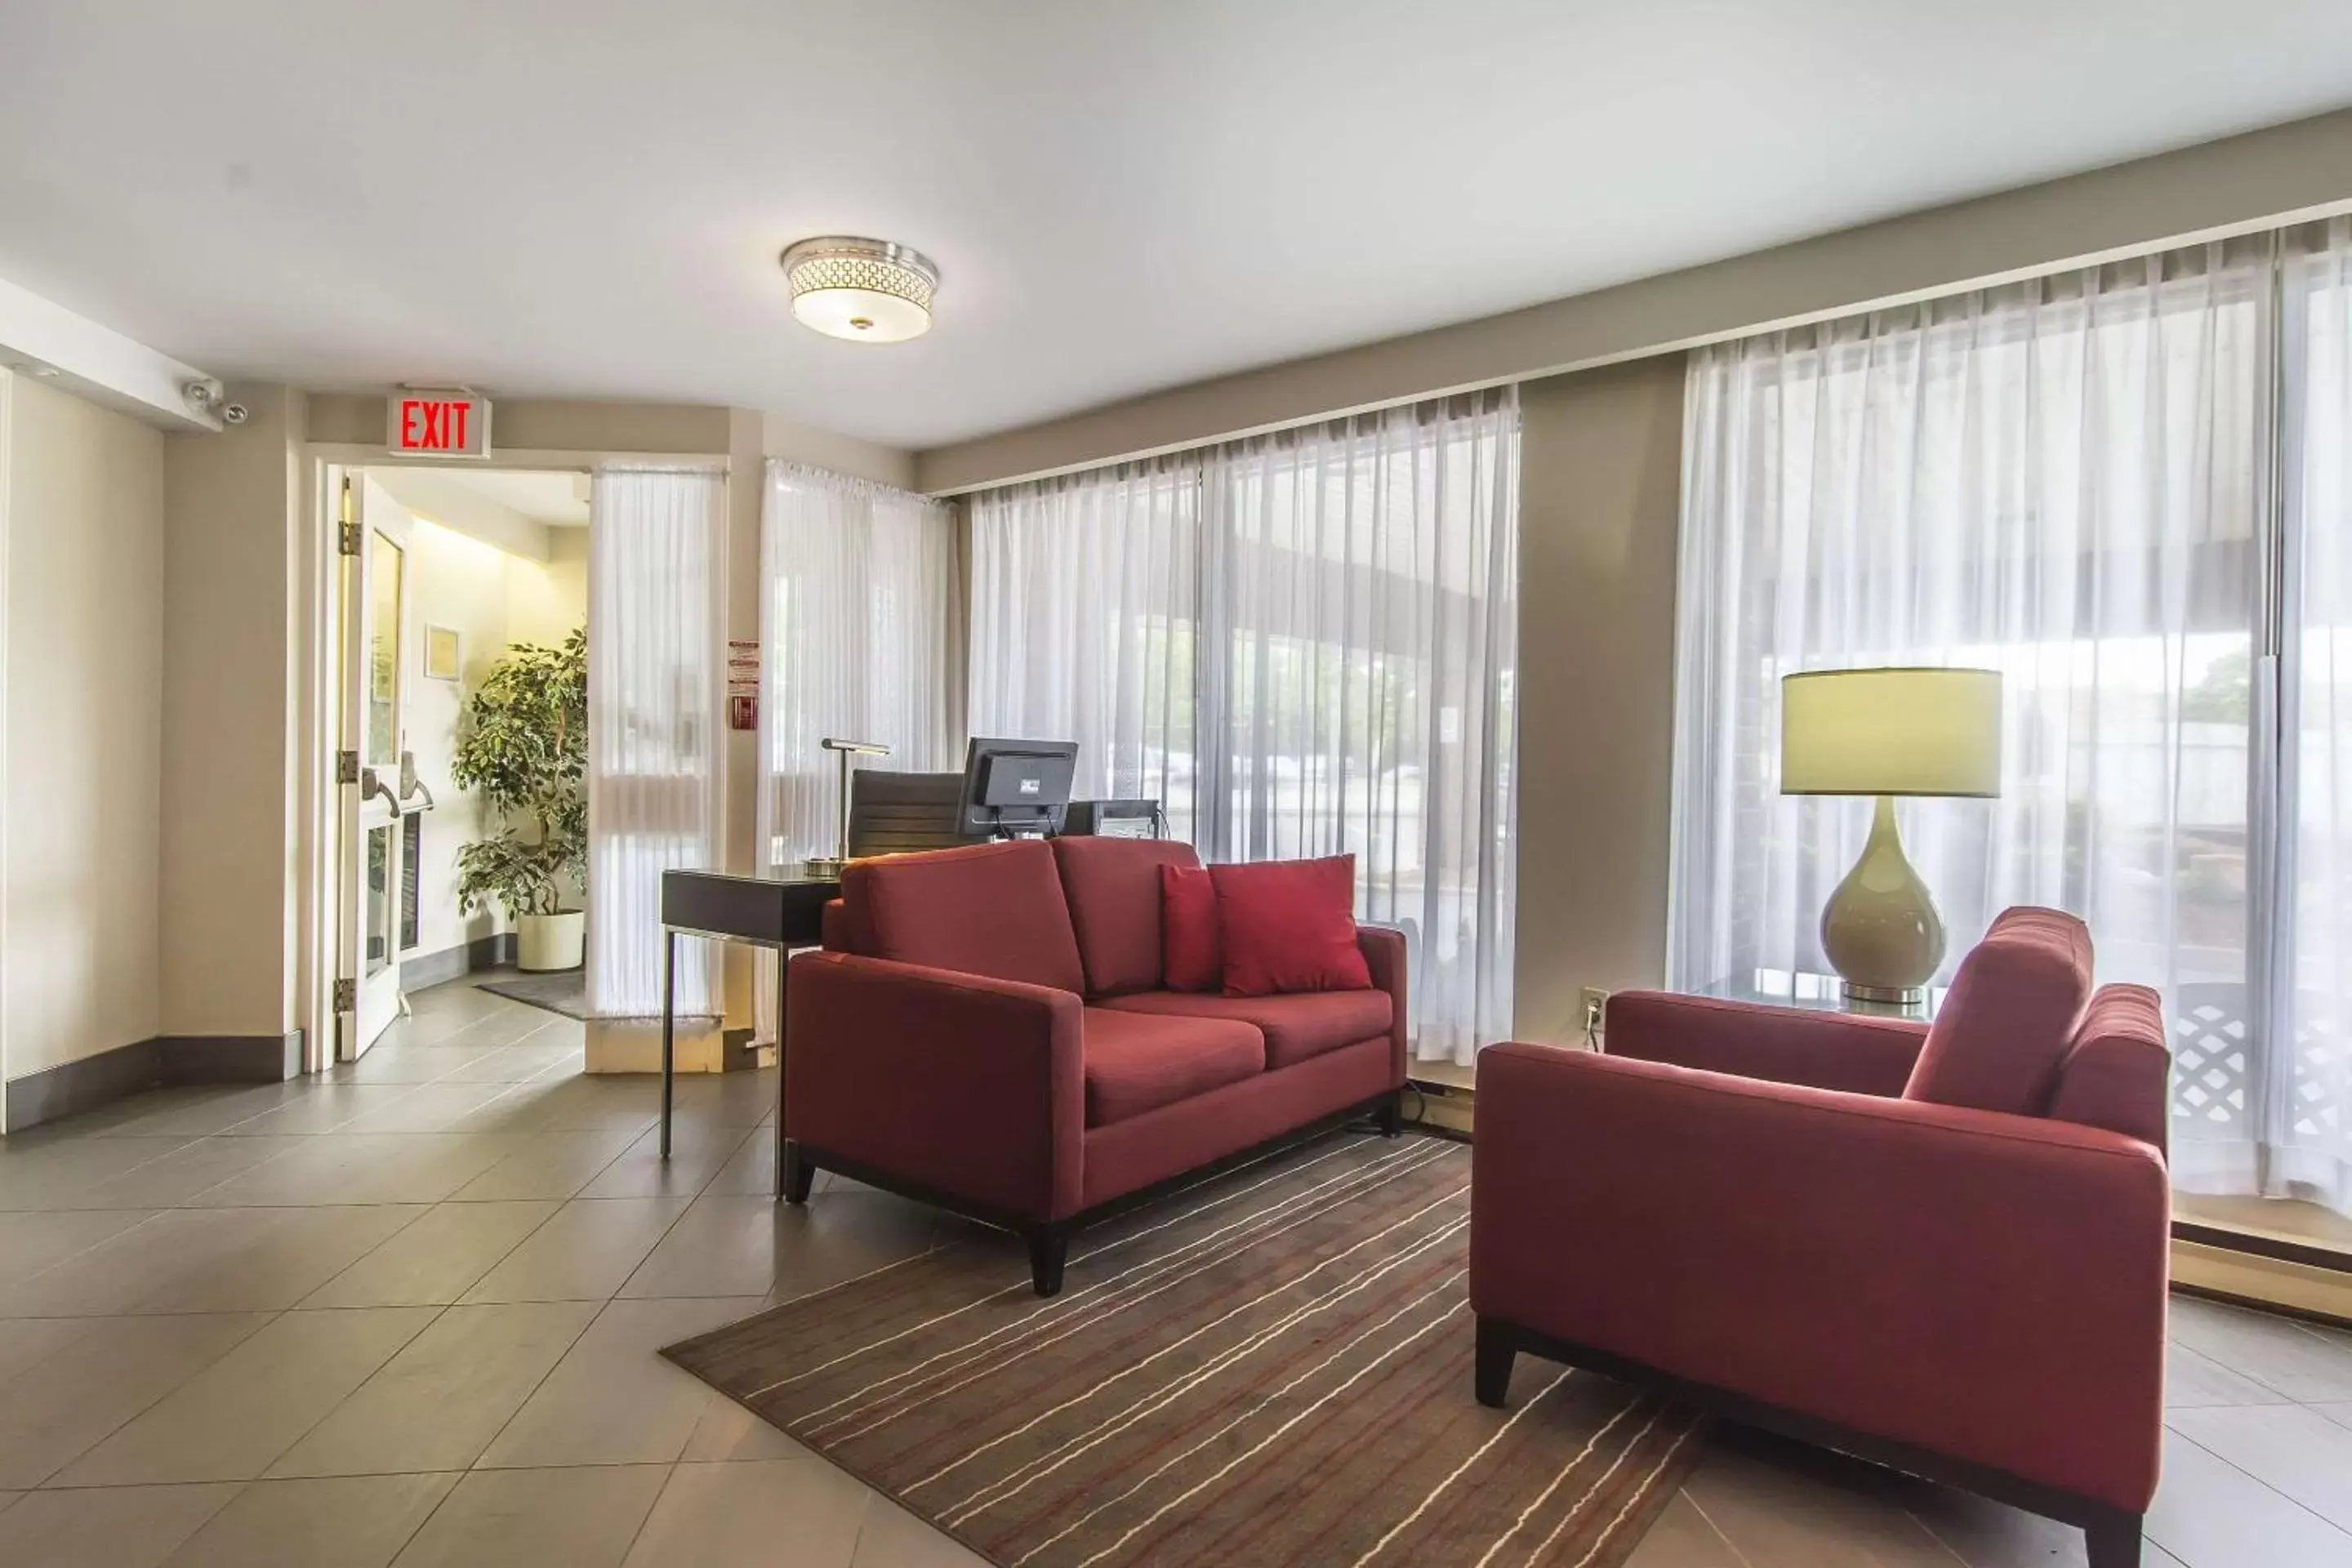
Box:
[781,1140,813,1205]
[1027,1231,1068,1298]
[1475,1316,1515,1409]
[2083,1511,2141,1568]
[1375,1091,1404,1138]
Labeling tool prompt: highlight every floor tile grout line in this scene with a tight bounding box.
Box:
[300,1191,574,1312]
[603,1125,755,1303]
[612,1459,683,1566]
[0,1014,572,1300]
[2172,1332,2337,1409]
[2165,1422,2352,1543]
[24,1304,292,1490]
[1900,1504,1980,1567]
[1675,1486,1757,1568]
[461,1292,646,1476]
[190,1300,463,1494]
[2166,1339,2305,1408]
[264,1297,603,1483]
[0,1207,180,1304]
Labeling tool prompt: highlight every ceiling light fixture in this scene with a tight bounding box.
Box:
[779,236,939,343]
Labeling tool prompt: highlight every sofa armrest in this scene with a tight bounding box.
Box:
[1604,990,1927,1096]
[1471,1040,2168,1511]
[786,951,1085,1222]
[1357,924,1409,1081]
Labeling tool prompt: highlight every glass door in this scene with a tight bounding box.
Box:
[338,474,413,1058]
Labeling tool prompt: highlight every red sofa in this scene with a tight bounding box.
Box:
[1470,908,2171,1568]
[782,836,1408,1294]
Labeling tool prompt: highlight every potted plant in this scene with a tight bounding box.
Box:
[452,627,588,971]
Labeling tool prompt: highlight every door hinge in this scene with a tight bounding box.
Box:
[337,749,360,785]
[333,977,358,1013]
[338,520,363,556]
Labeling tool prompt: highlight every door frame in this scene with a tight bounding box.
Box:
[343,475,415,1056]
[293,443,733,1076]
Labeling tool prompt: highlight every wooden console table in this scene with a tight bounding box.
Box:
[657,869,840,1192]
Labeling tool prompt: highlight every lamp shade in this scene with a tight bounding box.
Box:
[1780,667,2002,797]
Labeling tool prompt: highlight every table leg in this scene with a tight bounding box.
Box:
[773,947,789,1198]
[659,929,675,1160]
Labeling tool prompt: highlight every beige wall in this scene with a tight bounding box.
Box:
[160,383,305,1040]
[2,374,167,1082]
[509,527,588,648]
[916,108,2352,493]
[763,412,914,491]
[1510,358,1686,1044]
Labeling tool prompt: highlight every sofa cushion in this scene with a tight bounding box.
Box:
[1082,1007,1265,1127]
[1050,837,1202,997]
[2046,983,2171,1153]
[1099,987,1392,1070]
[1160,863,1222,992]
[1904,906,2093,1116]
[1211,855,1374,996]
[842,840,1086,995]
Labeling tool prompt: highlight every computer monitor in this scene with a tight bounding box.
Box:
[958,737,1078,837]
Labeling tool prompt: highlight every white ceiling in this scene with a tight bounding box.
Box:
[3,2,2350,451]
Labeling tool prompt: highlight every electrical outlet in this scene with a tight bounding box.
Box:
[1579,987,1611,1040]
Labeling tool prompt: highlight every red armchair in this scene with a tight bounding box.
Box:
[1470,908,2171,1568]
[784,837,1409,1295]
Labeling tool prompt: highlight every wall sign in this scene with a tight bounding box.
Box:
[388,390,492,458]
[728,639,760,731]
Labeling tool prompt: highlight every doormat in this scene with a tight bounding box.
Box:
[475,968,588,1020]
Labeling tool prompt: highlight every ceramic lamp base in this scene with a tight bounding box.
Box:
[1820,795,1946,1004]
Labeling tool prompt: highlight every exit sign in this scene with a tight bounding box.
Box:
[387,391,491,458]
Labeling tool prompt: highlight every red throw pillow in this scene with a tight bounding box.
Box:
[1211,855,1373,996]
[1160,863,1222,991]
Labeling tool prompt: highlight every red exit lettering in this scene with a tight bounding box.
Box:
[397,398,474,452]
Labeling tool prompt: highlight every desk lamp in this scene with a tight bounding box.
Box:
[804,737,889,878]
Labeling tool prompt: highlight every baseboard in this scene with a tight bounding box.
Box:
[158,1031,305,1085]
[401,932,517,993]
[5,1039,163,1132]
[2172,1239,2352,1327]
[3,1028,307,1134]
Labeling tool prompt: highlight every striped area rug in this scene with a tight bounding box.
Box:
[663,1134,1701,1567]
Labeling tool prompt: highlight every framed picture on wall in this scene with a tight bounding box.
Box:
[424,625,462,681]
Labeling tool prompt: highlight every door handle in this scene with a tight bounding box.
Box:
[397,749,435,813]
[361,768,401,817]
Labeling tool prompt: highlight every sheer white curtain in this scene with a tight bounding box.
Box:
[1206,393,1520,1062]
[586,466,725,1018]
[2279,216,2352,1211]
[968,388,1521,1063]
[968,458,1203,840]
[753,462,960,1039]
[755,463,961,870]
[1669,238,2284,1196]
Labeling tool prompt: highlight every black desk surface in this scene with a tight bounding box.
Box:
[659,869,839,948]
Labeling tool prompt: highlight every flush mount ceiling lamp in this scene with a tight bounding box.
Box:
[779,236,939,343]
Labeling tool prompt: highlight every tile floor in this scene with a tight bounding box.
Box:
[0,978,2342,1566]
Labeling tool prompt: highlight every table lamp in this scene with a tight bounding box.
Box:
[1780,667,2002,1004]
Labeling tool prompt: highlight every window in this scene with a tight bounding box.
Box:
[968,389,1520,1064]
[1672,219,2352,1219]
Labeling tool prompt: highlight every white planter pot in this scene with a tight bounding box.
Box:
[517,911,586,973]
